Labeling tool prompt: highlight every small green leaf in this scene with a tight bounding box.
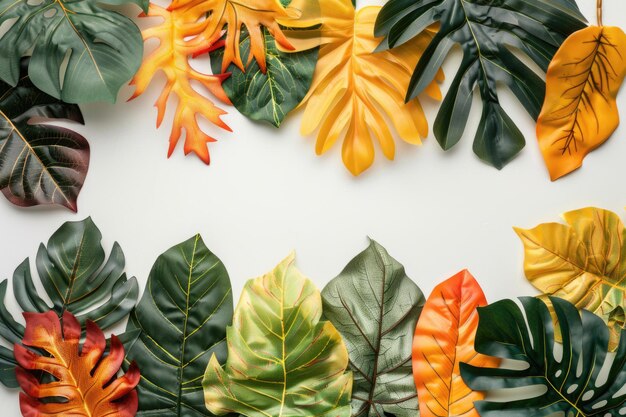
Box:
[461,297,626,416]
[123,235,233,417]
[0,0,146,103]
[0,59,89,211]
[210,29,317,127]
[0,217,138,388]
[322,240,424,417]
[203,254,352,417]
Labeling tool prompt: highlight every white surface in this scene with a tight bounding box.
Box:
[0,0,625,413]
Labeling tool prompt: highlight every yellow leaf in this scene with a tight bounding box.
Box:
[515,207,626,351]
[296,0,443,176]
[130,3,232,164]
[537,26,626,181]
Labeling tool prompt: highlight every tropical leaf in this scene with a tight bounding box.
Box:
[375,0,587,169]
[460,297,626,416]
[122,234,233,416]
[130,3,232,165]
[413,270,498,417]
[15,310,140,417]
[537,25,626,180]
[210,25,318,127]
[321,239,424,417]
[0,59,89,211]
[0,217,138,388]
[0,0,147,103]
[203,254,352,417]
[515,207,626,352]
[296,0,442,175]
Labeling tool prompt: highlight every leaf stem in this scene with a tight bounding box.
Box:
[597,0,603,26]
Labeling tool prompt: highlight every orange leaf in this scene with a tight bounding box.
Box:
[413,270,497,417]
[14,311,139,417]
[537,25,626,180]
[297,0,443,175]
[131,3,232,164]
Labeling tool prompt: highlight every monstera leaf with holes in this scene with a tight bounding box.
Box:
[537,20,626,180]
[321,240,424,417]
[413,270,498,417]
[0,217,138,388]
[515,207,626,352]
[0,0,147,103]
[294,0,443,175]
[15,311,140,416]
[210,23,319,127]
[0,59,89,211]
[122,235,233,416]
[375,0,587,169]
[203,254,352,417]
[461,297,626,416]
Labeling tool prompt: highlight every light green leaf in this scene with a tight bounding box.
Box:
[203,254,352,417]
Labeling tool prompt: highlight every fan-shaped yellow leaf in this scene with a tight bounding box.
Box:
[537,26,626,181]
[130,3,232,164]
[515,207,626,350]
[296,0,443,176]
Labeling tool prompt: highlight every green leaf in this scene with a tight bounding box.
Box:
[0,0,146,103]
[0,59,89,211]
[321,240,424,417]
[0,217,138,388]
[123,235,233,417]
[203,254,353,417]
[374,0,587,169]
[209,3,318,127]
[460,297,626,416]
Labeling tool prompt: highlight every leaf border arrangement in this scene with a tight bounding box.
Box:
[1,208,626,415]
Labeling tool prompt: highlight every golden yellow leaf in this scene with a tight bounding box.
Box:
[130,2,232,164]
[515,207,626,350]
[537,25,626,181]
[295,0,443,176]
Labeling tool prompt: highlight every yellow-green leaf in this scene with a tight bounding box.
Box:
[202,254,352,417]
[515,207,626,350]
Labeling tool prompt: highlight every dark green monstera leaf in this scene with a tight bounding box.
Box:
[321,240,425,417]
[0,0,147,103]
[0,59,89,211]
[460,297,626,416]
[374,0,587,169]
[209,0,318,127]
[122,235,233,416]
[0,217,138,388]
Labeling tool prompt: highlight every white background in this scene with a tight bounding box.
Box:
[0,0,625,413]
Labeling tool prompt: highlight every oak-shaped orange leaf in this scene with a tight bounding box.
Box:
[413,270,498,417]
[296,0,443,175]
[130,3,232,164]
[537,25,626,180]
[14,311,139,417]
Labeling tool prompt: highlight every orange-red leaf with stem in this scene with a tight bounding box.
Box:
[413,270,498,417]
[14,311,139,417]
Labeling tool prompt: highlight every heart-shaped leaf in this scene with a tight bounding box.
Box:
[203,254,352,417]
[375,0,587,169]
[413,270,498,417]
[537,25,626,180]
[0,59,89,211]
[321,240,424,417]
[122,235,233,416]
[461,297,626,416]
[515,207,626,351]
[0,0,147,103]
[0,217,138,388]
[15,310,140,416]
[297,0,442,175]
